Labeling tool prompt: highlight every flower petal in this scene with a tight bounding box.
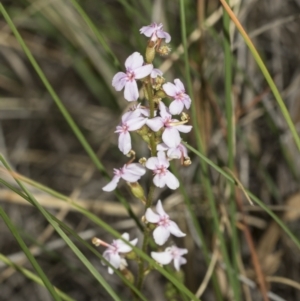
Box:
[175,124,192,133]
[130,238,138,246]
[112,72,127,91]
[162,127,181,148]
[174,257,187,271]
[151,68,163,78]
[108,252,121,269]
[169,100,184,115]
[121,233,130,240]
[165,171,180,190]
[151,251,173,265]
[146,117,164,132]
[153,226,170,245]
[183,96,192,109]
[134,64,153,79]
[157,151,169,167]
[125,52,143,70]
[168,221,186,237]
[146,157,159,170]
[122,164,146,182]
[163,82,177,97]
[167,147,181,159]
[174,79,185,91]
[102,175,120,191]
[125,163,146,176]
[140,25,156,37]
[124,81,139,101]
[145,208,160,223]
[157,31,171,43]
[153,174,166,188]
[157,143,169,151]
[155,200,167,217]
[118,132,131,155]
[127,117,147,131]
[158,100,171,119]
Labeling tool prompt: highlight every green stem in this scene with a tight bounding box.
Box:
[136,228,150,291]
[136,77,157,292]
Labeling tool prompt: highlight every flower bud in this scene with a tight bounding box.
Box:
[155,90,167,98]
[157,45,171,56]
[139,157,147,166]
[145,45,156,63]
[125,250,138,260]
[121,268,135,284]
[183,157,192,166]
[127,182,145,200]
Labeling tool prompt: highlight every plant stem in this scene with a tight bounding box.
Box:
[136,77,157,291]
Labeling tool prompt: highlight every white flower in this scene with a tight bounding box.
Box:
[145,200,185,245]
[157,142,188,160]
[163,79,191,115]
[140,23,171,43]
[151,245,188,271]
[102,163,146,192]
[101,233,138,274]
[146,102,192,148]
[145,151,179,190]
[115,110,147,155]
[112,52,153,101]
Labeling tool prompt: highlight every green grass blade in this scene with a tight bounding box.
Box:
[67,0,120,68]
[0,207,62,301]
[0,176,149,301]
[179,1,237,299]
[0,160,199,300]
[0,253,75,301]
[0,157,122,301]
[183,142,300,251]
[220,0,300,152]
[222,1,241,298]
[170,163,224,300]
[0,3,141,230]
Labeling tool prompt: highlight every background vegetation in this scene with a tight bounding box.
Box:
[0,0,300,300]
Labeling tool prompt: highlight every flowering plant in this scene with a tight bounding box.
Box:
[93,22,192,294]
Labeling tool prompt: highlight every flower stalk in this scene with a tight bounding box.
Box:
[97,22,192,295]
